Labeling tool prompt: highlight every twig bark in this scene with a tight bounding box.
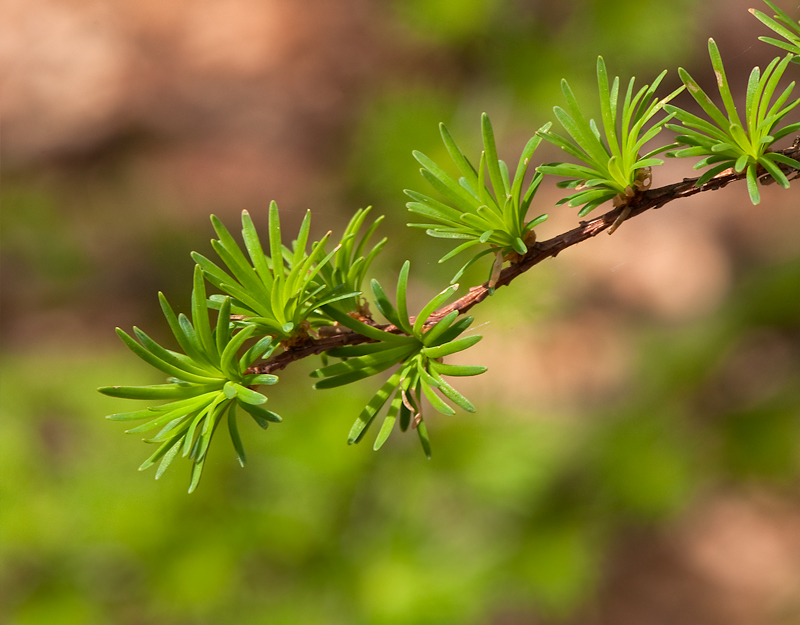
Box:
[252,138,800,375]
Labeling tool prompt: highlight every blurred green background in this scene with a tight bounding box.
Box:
[3,0,800,623]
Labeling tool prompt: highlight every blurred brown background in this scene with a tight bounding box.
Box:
[2,1,800,624]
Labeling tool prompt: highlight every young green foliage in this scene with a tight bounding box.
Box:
[191,201,358,340]
[98,267,281,492]
[750,0,800,60]
[538,57,683,217]
[313,206,387,315]
[98,4,800,494]
[406,114,549,283]
[666,38,800,204]
[311,261,487,457]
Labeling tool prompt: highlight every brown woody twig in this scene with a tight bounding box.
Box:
[251,137,800,376]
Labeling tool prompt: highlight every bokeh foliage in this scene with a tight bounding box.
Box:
[3,0,800,624]
[5,253,800,624]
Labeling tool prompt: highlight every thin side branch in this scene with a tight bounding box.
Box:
[252,138,800,376]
